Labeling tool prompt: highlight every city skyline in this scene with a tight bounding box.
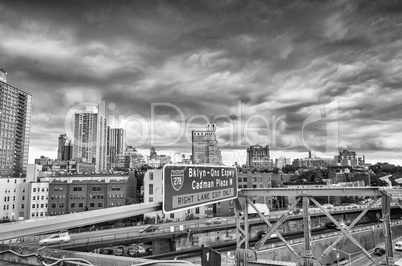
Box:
[0,1,401,166]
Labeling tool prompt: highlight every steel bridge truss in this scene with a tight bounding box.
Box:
[235,187,402,266]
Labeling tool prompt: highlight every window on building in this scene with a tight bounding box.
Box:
[170,213,174,218]
[196,207,199,214]
[149,184,153,195]
[79,203,83,208]
[33,188,36,192]
[73,187,83,191]
[149,197,153,202]
[92,187,101,192]
[90,203,95,207]
[149,172,153,180]
[98,203,103,207]
[59,203,64,208]
[21,204,24,209]
[253,185,257,188]
[51,203,56,208]
[71,203,76,208]
[32,204,35,209]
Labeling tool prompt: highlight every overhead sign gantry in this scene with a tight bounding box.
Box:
[163,164,238,213]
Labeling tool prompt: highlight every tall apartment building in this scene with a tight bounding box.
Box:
[73,109,107,172]
[0,68,32,177]
[246,144,270,169]
[57,134,67,160]
[57,134,73,161]
[191,122,221,165]
[108,128,124,169]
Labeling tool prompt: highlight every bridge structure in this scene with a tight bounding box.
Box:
[235,187,402,266]
[2,187,402,266]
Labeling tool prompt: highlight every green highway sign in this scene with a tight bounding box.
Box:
[163,164,238,213]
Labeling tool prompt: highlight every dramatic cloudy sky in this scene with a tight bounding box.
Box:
[1,0,401,165]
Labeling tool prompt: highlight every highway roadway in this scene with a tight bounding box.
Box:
[14,203,386,249]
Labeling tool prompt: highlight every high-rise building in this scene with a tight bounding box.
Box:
[0,68,7,83]
[57,134,67,160]
[246,144,270,169]
[0,68,32,177]
[191,122,221,165]
[73,108,107,172]
[63,138,73,161]
[108,128,124,169]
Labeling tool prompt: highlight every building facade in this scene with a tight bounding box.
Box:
[57,134,67,161]
[335,150,357,167]
[191,122,221,165]
[0,69,32,177]
[57,134,73,161]
[47,172,137,216]
[246,145,270,169]
[27,182,49,219]
[237,171,273,211]
[73,110,107,172]
[0,177,30,222]
[108,128,124,169]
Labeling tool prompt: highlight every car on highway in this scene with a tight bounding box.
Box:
[374,247,385,256]
[39,232,71,245]
[258,230,278,239]
[395,241,402,251]
[289,208,301,215]
[347,204,359,209]
[115,246,125,256]
[339,221,348,229]
[322,204,334,210]
[139,225,161,233]
[205,217,227,225]
[101,248,114,255]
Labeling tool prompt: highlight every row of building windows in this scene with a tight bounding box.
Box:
[31,212,47,217]
[32,196,48,200]
[69,186,121,192]
[33,188,48,192]
[3,196,15,202]
[50,202,106,208]
[3,204,14,210]
[32,204,47,208]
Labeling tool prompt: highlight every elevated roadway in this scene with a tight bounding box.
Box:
[0,202,162,241]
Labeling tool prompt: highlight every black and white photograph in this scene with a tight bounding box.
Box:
[1,1,402,266]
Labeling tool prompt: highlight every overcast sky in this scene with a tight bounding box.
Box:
[1,0,401,166]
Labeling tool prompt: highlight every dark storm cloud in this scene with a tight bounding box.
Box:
[1,0,402,164]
